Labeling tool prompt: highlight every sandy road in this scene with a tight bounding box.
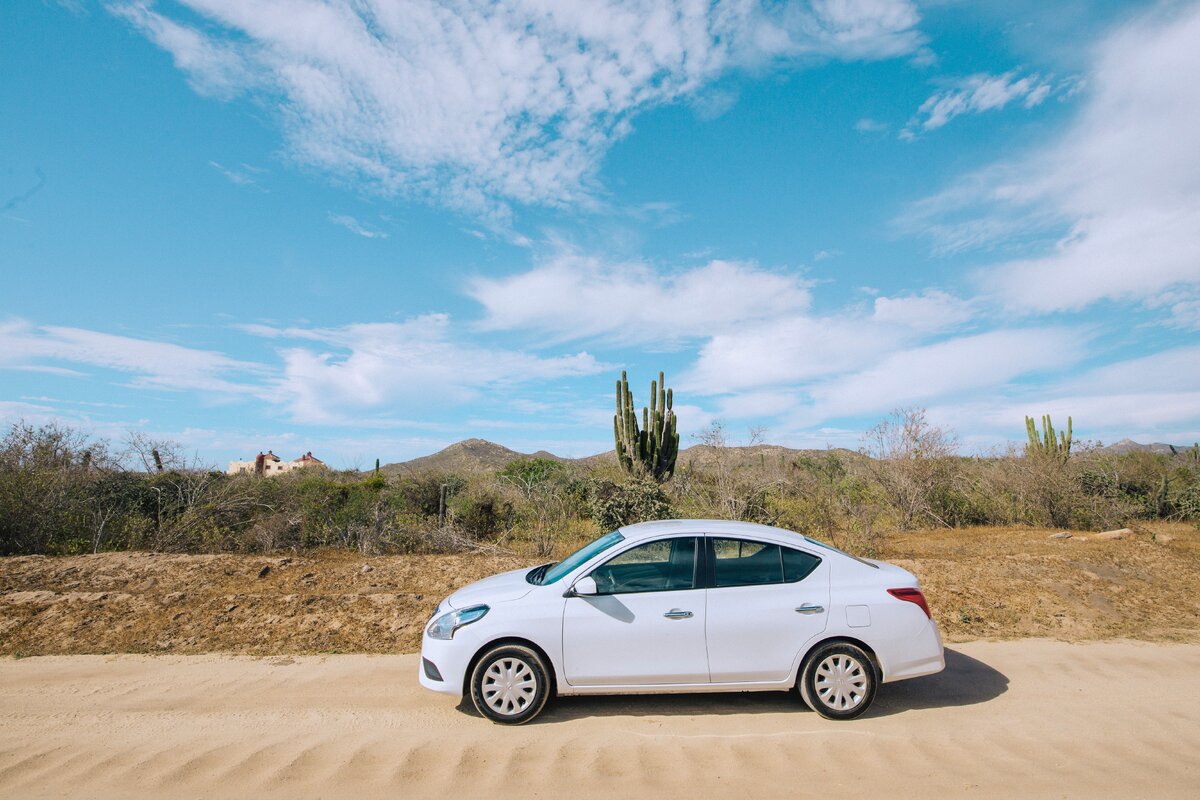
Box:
[1,640,1197,799]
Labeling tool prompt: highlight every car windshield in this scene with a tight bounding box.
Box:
[528,530,625,585]
[804,535,879,568]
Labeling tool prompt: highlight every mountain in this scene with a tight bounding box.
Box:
[1096,438,1196,456]
[381,439,862,476]
[380,439,568,475]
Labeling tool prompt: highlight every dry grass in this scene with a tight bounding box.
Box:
[2,523,1197,656]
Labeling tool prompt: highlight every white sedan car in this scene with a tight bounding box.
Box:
[419,519,943,724]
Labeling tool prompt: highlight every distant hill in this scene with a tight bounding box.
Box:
[1096,438,1197,456]
[380,438,568,475]
[382,439,862,476]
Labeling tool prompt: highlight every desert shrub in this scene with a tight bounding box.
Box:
[498,458,565,495]
[861,408,961,529]
[586,477,673,531]
[394,472,467,518]
[0,422,117,554]
[4,417,1196,557]
[448,480,516,540]
[1176,481,1200,520]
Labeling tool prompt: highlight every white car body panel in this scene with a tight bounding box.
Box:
[563,588,709,685]
[418,519,945,702]
[704,558,831,683]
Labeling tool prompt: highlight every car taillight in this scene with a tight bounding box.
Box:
[887,587,932,619]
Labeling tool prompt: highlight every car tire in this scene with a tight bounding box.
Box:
[798,642,877,720]
[469,644,551,725]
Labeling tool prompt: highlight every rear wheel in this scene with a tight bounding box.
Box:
[798,642,877,720]
[470,645,551,725]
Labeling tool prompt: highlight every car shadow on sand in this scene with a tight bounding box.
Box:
[456,648,1008,724]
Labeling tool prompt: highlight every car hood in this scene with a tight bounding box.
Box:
[446,567,535,608]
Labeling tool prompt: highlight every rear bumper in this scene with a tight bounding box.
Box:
[880,618,944,683]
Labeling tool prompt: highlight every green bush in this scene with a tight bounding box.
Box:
[585,477,673,531]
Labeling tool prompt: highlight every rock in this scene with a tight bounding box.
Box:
[1049,532,1072,539]
[1072,535,1090,541]
[1155,533,1176,544]
[257,565,271,579]
[1095,528,1132,540]
[360,564,374,574]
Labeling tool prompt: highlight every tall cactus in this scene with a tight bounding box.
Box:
[614,370,680,481]
[1025,414,1072,461]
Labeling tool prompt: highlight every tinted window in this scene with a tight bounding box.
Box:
[712,538,784,587]
[782,547,821,582]
[591,537,699,594]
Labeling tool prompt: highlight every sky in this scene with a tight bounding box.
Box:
[2,0,1199,469]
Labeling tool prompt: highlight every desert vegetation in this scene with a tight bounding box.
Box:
[2,408,1199,560]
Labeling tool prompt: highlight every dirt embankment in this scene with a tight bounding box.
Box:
[2,524,1197,656]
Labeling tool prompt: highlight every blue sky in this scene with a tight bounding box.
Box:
[3,0,1199,468]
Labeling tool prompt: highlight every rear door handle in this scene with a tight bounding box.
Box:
[663,609,694,619]
[795,604,824,615]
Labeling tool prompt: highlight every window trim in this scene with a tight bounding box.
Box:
[704,536,822,589]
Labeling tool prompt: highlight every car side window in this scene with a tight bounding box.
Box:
[711,538,784,587]
[782,546,821,582]
[710,539,823,587]
[590,537,699,594]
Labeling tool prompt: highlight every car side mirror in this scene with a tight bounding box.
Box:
[570,576,598,597]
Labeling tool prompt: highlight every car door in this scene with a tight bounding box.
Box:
[704,537,830,683]
[562,536,709,686]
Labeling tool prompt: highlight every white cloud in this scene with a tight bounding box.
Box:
[469,254,813,345]
[111,0,923,217]
[209,160,266,190]
[683,314,900,393]
[901,69,1053,138]
[871,289,973,331]
[907,4,1200,314]
[245,314,607,424]
[0,319,265,395]
[801,327,1088,420]
[328,212,388,239]
[854,117,888,133]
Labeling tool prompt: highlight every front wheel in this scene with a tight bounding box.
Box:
[798,642,877,720]
[469,645,551,725]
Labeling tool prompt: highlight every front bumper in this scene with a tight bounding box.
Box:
[418,625,482,699]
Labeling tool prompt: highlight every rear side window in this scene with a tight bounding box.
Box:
[710,538,822,587]
[711,538,783,587]
[782,547,821,582]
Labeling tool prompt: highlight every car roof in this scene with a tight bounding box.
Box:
[618,519,802,543]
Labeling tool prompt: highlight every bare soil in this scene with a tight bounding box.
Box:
[2,641,1199,799]
[2,523,1197,656]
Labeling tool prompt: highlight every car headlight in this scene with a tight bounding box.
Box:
[426,604,489,640]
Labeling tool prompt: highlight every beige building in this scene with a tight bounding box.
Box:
[227,450,327,477]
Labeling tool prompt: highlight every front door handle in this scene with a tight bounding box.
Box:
[663,609,694,619]
[795,604,825,615]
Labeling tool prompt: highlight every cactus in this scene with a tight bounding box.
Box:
[1025,414,1072,461]
[1155,474,1169,517]
[614,370,680,482]
[1190,443,1200,463]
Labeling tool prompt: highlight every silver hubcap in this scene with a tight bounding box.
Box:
[814,654,868,711]
[481,657,537,716]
